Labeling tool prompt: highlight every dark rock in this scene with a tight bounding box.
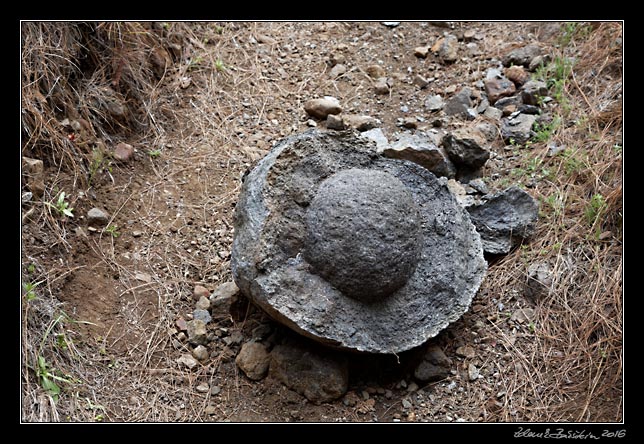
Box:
[305,168,422,303]
[236,341,271,380]
[444,87,474,117]
[87,208,110,227]
[501,113,537,145]
[484,77,517,104]
[467,186,539,255]
[231,129,486,353]
[443,127,490,170]
[113,142,134,162]
[382,132,456,178]
[502,43,543,68]
[414,344,452,382]
[521,80,548,105]
[304,97,342,119]
[468,178,489,195]
[518,104,541,115]
[269,339,349,403]
[493,95,523,110]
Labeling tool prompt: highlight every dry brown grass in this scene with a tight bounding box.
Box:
[481,22,622,422]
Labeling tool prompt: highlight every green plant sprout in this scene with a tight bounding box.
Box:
[148,149,162,158]
[214,59,227,72]
[105,224,120,238]
[47,191,74,218]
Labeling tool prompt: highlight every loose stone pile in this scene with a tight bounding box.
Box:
[231,129,488,354]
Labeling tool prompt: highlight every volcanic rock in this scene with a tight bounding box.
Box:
[231,129,486,353]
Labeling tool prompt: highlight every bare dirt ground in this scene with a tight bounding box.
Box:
[20,21,622,424]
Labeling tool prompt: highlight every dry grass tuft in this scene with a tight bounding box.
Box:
[482,21,622,422]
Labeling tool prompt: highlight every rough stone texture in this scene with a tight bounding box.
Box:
[231,129,487,353]
[209,281,239,312]
[442,127,490,170]
[521,80,548,105]
[236,342,271,380]
[87,208,110,226]
[444,87,473,117]
[305,169,423,303]
[343,114,380,131]
[424,94,445,112]
[326,114,345,130]
[304,96,342,119]
[186,319,208,345]
[501,113,538,144]
[435,34,459,63]
[360,128,389,151]
[381,132,456,178]
[505,65,529,86]
[467,186,539,255]
[113,142,134,162]
[269,339,349,403]
[502,43,543,68]
[494,95,523,110]
[414,344,452,382]
[484,77,517,104]
[22,156,45,197]
[193,309,212,324]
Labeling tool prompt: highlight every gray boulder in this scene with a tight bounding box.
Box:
[502,43,543,68]
[442,127,490,170]
[381,132,456,178]
[269,339,349,404]
[467,186,539,255]
[231,129,486,353]
[444,87,474,117]
[521,80,548,106]
[501,113,538,145]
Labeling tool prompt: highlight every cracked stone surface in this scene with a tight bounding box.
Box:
[231,129,487,353]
